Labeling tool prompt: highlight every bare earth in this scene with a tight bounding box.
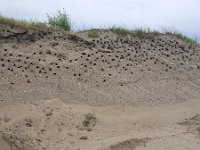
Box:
[1,99,200,150]
[1,23,200,149]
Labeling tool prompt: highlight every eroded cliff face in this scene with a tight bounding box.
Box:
[0,23,200,106]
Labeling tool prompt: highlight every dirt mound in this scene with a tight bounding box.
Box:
[106,138,150,150]
[1,23,200,107]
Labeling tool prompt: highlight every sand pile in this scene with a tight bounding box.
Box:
[0,23,200,107]
[1,23,200,150]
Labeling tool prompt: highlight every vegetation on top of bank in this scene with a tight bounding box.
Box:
[0,10,198,44]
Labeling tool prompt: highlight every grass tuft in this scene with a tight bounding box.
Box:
[0,13,198,45]
[110,26,159,39]
[0,131,17,142]
[110,27,130,36]
[88,29,100,38]
[165,31,197,44]
[0,10,72,32]
[82,113,96,127]
[47,10,71,32]
[0,14,47,30]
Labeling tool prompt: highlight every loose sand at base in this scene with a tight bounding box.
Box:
[1,98,200,150]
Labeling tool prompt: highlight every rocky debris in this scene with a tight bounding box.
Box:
[80,136,88,140]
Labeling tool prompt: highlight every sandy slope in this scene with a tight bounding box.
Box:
[1,98,200,150]
[1,24,200,107]
[1,23,200,149]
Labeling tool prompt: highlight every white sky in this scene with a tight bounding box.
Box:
[0,0,200,41]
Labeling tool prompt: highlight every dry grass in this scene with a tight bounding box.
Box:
[0,15,47,30]
[88,29,100,38]
[0,14,197,45]
[110,27,159,39]
[165,31,197,44]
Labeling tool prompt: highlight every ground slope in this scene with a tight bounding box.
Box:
[1,99,200,150]
[0,24,200,107]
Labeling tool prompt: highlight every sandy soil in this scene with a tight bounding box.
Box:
[1,24,200,107]
[1,23,200,149]
[1,99,200,150]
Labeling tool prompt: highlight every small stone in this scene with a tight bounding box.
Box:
[87,128,92,131]
[25,118,33,127]
[45,110,53,117]
[68,133,73,136]
[80,136,88,140]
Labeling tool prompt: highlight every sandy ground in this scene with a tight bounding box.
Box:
[1,23,200,149]
[1,24,200,107]
[1,98,200,150]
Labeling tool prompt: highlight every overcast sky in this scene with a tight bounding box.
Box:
[0,0,199,41]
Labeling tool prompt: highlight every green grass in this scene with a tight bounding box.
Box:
[82,113,96,127]
[88,29,100,38]
[47,10,71,32]
[110,27,130,36]
[165,31,197,44]
[111,27,198,44]
[0,131,17,142]
[0,10,72,32]
[0,14,47,30]
[110,26,159,39]
[0,12,198,44]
